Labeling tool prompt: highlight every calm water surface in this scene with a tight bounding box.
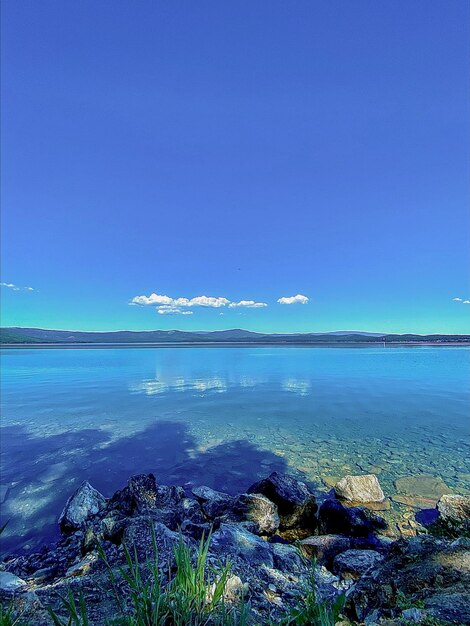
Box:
[1,346,469,553]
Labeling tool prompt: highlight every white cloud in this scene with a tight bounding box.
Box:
[131,293,230,309]
[131,293,174,306]
[464,300,470,305]
[185,296,230,308]
[452,297,463,302]
[228,300,267,308]
[277,294,309,305]
[157,306,193,315]
[131,292,268,314]
[1,282,34,292]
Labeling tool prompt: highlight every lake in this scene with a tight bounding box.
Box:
[1,345,469,554]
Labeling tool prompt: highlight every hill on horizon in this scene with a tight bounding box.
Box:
[1,327,469,345]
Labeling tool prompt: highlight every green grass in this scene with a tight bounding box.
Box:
[48,528,246,626]
[39,526,345,626]
[47,590,90,626]
[0,603,27,626]
[274,569,345,626]
[396,590,425,610]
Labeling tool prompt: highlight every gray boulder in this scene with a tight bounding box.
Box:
[128,473,158,512]
[229,493,279,535]
[156,484,185,506]
[122,517,187,562]
[247,472,317,534]
[181,497,206,524]
[58,481,106,532]
[82,510,129,553]
[437,494,470,532]
[192,486,234,519]
[425,591,470,624]
[109,476,187,528]
[193,487,279,535]
[334,474,385,504]
[318,498,387,537]
[332,549,383,580]
[180,519,216,540]
[210,523,274,567]
[192,485,228,501]
[151,486,189,529]
[401,608,424,622]
[347,535,470,624]
[299,534,351,565]
[271,542,306,572]
[108,473,158,515]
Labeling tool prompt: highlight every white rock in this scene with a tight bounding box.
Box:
[334,474,385,503]
[58,481,106,532]
[437,494,470,529]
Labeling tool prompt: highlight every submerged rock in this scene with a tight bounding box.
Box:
[58,481,106,533]
[394,475,451,504]
[391,494,438,510]
[247,472,317,534]
[332,549,383,580]
[334,474,385,504]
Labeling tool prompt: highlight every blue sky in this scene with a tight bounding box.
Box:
[1,0,469,333]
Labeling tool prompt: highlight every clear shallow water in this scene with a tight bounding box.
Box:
[1,345,469,554]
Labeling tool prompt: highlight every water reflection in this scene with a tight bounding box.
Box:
[128,369,273,396]
[130,375,227,395]
[130,372,314,396]
[281,378,311,396]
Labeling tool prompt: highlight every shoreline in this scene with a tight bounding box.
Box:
[2,341,470,349]
[1,470,469,625]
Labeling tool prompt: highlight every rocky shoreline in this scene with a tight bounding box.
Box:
[1,471,469,625]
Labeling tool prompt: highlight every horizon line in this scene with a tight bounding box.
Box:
[2,326,469,337]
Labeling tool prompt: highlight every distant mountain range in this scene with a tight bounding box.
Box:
[1,327,469,345]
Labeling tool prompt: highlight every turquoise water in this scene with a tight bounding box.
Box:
[1,346,469,554]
